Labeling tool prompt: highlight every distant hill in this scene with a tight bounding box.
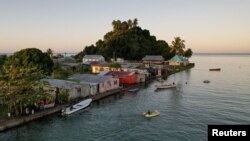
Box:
[75,19,174,61]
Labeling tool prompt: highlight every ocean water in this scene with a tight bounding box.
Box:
[0,54,250,141]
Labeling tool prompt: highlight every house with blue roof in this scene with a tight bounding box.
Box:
[169,55,189,66]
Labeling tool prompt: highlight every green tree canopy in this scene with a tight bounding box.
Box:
[81,18,173,60]
[74,51,85,62]
[46,48,53,58]
[109,62,121,68]
[0,48,54,116]
[3,48,54,80]
[170,37,186,56]
[184,48,193,58]
[0,54,7,67]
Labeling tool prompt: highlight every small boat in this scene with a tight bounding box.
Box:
[203,80,210,83]
[128,88,140,93]
[155,83,176,89]
[209,68,221,71]
[143,110,160,118]
[62,98,92,115]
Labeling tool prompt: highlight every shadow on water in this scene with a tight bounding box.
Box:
[92,93,124,107]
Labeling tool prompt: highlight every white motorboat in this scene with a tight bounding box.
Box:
[155,83,176,89]
[62,98,92,115]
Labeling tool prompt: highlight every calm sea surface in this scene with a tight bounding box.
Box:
[1,55,250,141]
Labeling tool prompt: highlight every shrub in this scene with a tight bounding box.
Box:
[57,90,69,104]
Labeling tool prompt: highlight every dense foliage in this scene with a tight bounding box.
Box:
[184,48,193,58]
[0,54,7,67]
[3,48,54,79]
[0,54,7,75]
[57,89,69,104]
[81,19,175,61]
[0,48,54,116]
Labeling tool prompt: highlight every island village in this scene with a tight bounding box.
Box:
[0,53,194,132]
[0,19,194,132]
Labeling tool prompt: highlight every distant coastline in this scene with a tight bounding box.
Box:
[194,53,250,56]
[1,52,250,57]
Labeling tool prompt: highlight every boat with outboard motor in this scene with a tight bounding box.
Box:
[209,68,221,71]
[143,110,160,118]
[155,83,176,89]
[62,98,92,115]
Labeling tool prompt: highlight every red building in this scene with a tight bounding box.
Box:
[105,71,137,84]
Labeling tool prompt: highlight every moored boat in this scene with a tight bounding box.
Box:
[209,68,221,71]
[143,110,160,118]
[155,83,176,89]
[62,98,92,115]
[128,88,140,93]
[203,80,210,83]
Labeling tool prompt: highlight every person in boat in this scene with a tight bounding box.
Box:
[70,106,73,110]
[147,110,151,115]
[173,82,175,85]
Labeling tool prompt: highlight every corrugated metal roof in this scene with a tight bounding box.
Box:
[169,55,185,62]
[69,74,112,83]
[84,55,104,59]
[41,79,81,89]
[142,55,164,61]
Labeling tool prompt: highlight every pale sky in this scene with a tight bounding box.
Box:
[0,0,250,53]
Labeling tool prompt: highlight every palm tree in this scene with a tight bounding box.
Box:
[170,37,185,56]
[127,19,132,28]
[112,20,122,31]
[133,18,138,27]
[112,20,117,31]
[46,48,53,58]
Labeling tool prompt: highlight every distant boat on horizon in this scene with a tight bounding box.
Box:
[209,68,221,71]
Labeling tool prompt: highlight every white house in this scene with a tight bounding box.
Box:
[82,55,105,63]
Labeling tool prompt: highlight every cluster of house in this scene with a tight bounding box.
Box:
[41,54,189,108]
